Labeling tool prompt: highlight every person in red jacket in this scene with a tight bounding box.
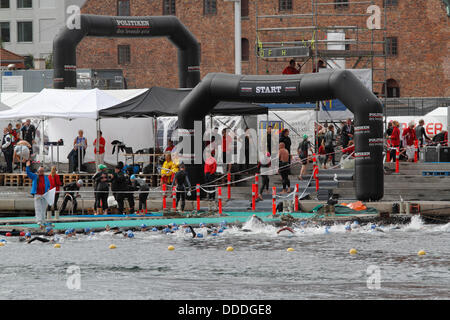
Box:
[282,59,301,75]
[47,166,62,214]
[390,120,401,162]
[204,152,217,200]
[402,121,417,162]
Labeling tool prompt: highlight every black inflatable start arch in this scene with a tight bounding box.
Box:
[53,15,200,89]
[179,71,384,201]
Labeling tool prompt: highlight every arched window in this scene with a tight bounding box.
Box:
[382,79,400,98]
[241,38,249,61]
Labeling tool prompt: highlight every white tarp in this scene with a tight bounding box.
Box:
[0,88,122,120]
[0,89,156,165]
[387,109,447,138]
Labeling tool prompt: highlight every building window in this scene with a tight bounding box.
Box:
[17,21,32,42]
[241,0,249,17]
[279,0,292,11]
[118,45,131,65]
[241,38,249,61]
[385,37,398,56]
[384,0,398,7]
[117,0,130,16]
[0,22,10,42]
[204,0,216,15]
[163,0,176,15]
[17,0,32,8]
[334,0,348,9]
[0,0,10,9]
[383,79,400,98]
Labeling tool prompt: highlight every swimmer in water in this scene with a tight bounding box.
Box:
[277,226,295,234]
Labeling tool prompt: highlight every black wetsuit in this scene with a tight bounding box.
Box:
[172,170,191,211]
[93,171,110,211]
[111,171,134,214]
[60,182,80,213]
[131,179,150,211]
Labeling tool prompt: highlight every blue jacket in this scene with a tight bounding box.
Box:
[26,166,50,195]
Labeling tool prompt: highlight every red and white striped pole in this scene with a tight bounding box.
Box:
[386,139,391,162]
[218,187,222,215]
[227,172,231,200]
[162,184,167,210]
[196,184,200,211]
[395,147,400,173]
[272,186,276,215]
[172,186,176,212]
[252,184,256,211]
[294,183,299,212]
[254,173,259,198]
[414,139,418,163]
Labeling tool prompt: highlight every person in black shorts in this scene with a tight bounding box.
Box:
[297,134,313,180]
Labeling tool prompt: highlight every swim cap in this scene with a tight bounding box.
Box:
[45,226,53,233]
[163,227,171,233]
[140,224,147,229]
[303,134,308,139]
[152,227,158,232]
[371,224,377,229]
[98,164,107,170]
[25,232,31,237]
[65,230,70,235]
[218,228,224,233]
[196,233,203,238]
[345,225,351,231]
[130,175,136,180]
[77,179,83,186]
[199,223,205,227]
[127,230,134,238]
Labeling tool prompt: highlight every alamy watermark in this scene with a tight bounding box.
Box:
[366,265,381,290]
[170,122,280,168]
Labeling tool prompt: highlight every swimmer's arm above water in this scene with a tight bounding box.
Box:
[277,226,295,234]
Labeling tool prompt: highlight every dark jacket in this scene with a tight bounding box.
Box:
[111,171,129,191]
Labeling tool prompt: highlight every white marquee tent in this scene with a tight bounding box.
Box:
[0,88,155,165]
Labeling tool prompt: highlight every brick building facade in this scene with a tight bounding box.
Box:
[77,0,449,97]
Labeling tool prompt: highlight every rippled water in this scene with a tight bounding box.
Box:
[0,216,449,300]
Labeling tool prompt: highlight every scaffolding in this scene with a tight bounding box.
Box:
[254,0,388,112]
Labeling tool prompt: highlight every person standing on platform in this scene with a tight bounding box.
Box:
[324,125,336,166]
[298,134,313,180]
[278,142,291,194]
[340,118,354,149]
[415,119,430,148]
[59,179,83,214]
[390,121,401,162]
[204,152,217,201]
[266,125,272,155]
[161,152,175,185]
[93,131,106,165]
[2,128,14,173]
[130,174,149,214]
[71,130,87,172]
[26,160,50,228]
[47,166,62,215]
[93,164,110,215]
[282,59,301,75]
[172,163,191,212]
[21,119,36,153]
[402,121,417,162]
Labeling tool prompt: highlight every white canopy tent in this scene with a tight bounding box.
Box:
[0,88,156,166]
